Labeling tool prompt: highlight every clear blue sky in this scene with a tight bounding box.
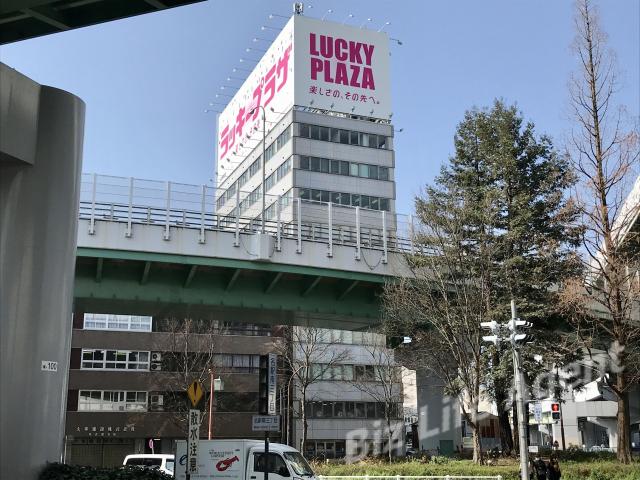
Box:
[2,0,638,214]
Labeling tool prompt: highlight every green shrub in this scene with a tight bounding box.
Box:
[39,463,173,480]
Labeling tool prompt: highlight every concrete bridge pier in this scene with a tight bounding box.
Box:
[0,64,85,479]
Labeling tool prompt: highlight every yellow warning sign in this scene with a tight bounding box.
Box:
[187,380,204,408]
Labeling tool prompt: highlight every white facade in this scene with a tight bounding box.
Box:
[291,328,405,460]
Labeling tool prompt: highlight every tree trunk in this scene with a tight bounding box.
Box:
[470,407,483,464]
[300,388,308,454]
[387,417,393,463]
[616,375,632,463]
[495,388,513,455]
[512,400,519,452]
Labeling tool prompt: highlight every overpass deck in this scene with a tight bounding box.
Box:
[76,174,413,329]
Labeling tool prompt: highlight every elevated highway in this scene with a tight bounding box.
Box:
[76,174,414,330]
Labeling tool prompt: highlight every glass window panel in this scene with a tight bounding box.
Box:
[345,402,355,418]
[310,157,320,171]
[339,130,349,144]
[300,124,310,138]
[340,193,350,206]
[330,160,340,174]
[360,133,370,147]
[321,191,330,202]
[322,402,333,417]
[320,127,330,141]
[380,198,390,211]
[139,352,149,362]
[360,196,370,209]
[330,192,340,204]
[370,197,380,210]
[340,161,349,175]
[349,131,359,145]
[334,402,345,417]
[331,128,340,142]
[310,125,320,140]
[355,402,365,418]
[368,165,378,179]
[359,164,368,178]
[377,135,387,148]
[366,403,376,418]
[378,166,389,181]
[320,158,330,173]
[312,190,322,202]
[349,163,359,176]
[300,188,310,200]
[352,194,361,207]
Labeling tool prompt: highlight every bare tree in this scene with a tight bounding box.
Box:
[159,318,224,435]
[278,326,350,453]
[384,189,491,464]
[564,0,640,464]
[350,337,405,462]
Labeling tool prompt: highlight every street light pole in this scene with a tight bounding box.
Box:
[208,368,214,440]
[511,300,530,480]
[249,105,268,233]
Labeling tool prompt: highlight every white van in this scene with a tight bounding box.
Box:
[123,454,175,475]
[175,439,316,480]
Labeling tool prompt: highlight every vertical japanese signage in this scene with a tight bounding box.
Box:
[188,409,200,475]
[216,15,391,173]
[267,353,277,415]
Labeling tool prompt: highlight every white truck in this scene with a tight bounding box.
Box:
[175,439,316,480]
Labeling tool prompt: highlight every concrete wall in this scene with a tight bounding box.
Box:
[0,64,85,479]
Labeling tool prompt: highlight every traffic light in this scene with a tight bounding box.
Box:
[258,355,269,415]
[551,402,561,421]
[481,321,501,346]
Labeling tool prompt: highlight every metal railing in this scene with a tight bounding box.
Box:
[319,476,503,480]
[79,173,417,256]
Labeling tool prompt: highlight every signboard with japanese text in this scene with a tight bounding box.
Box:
[293,15,391,121]
[252,415,281,432]
[188,409,200,474]
[216,15,391,172]
[267,353,277,415]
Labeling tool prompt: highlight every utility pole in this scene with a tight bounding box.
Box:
[482,300,532,480]
[510,301,530,480]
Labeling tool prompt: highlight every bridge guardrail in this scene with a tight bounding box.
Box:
[80,173,418,257]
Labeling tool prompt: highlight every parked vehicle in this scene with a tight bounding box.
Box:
[175,439,316,480]
[123,454,175,475]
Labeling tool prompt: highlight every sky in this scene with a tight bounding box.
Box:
[1,0,638,214]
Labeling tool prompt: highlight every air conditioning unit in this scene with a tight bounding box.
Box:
[150,363,162,371]
[151,352,162,362]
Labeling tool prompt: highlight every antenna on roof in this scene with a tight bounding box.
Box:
[293,2,304,15]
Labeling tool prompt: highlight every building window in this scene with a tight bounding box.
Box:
[78,390,148,412]
[298,188,390,211]
[298,156,391,181]
[298,123,389,150]
[83,314,152,332]
[304,401,402,419]
[81,349,150,370]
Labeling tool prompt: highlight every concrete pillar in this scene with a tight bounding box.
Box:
[0,64,85,479]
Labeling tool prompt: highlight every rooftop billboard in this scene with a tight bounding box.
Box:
[217,15,391,170]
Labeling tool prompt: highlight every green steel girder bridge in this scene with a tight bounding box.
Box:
[76,174,414,330]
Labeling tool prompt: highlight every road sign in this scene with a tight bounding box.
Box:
[187,381,204,408]
[252,415,281,432]
[533,402,543,423]
[267,353,277,415]
[188,409,200,474]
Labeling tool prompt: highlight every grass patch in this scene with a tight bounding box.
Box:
[313,457,640,480]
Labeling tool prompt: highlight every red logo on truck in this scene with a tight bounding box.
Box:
[216,455,240,471]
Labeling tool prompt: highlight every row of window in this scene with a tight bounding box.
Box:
[299,123,388,149]
[299,188,390,211]
[265,158,292,192]
[307,328,386,346]
[305,401,403,419]
[239,185,262,215]
[299,156,390,181]
[311,363,399,382]
[217,126,292,209]
[78,390,148,412]
[81,349,150,370]
[265,190,293,221]
[83,314,152,332]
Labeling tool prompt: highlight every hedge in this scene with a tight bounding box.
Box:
[39,463,173,480]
